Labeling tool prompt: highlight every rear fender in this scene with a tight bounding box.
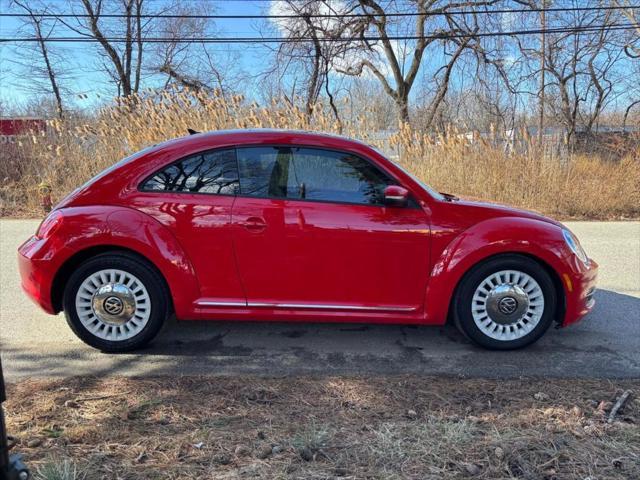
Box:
[51,206,199,318]
[425,217,568,324]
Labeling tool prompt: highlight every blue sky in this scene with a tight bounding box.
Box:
[0,0,277,110]
[1,0,636,118]
[0,0,462,111]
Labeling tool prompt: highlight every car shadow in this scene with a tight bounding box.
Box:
[146,288,639,353]
[2,289,639,379]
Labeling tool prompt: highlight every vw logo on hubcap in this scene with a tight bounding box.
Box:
[103,296,124,315]
[498,296,518,315]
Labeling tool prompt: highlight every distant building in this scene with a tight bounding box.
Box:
[0,118,47,144]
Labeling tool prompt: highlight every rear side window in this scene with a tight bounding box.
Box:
[236,146,392,206]
[141,149,239,195]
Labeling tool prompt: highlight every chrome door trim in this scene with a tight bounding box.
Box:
[249,302,417,312]
[195,300,247,307]
[195,300,417,312]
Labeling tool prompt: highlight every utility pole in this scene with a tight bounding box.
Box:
[538,0,547,144]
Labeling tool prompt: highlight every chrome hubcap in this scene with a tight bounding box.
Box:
[75,269,151,341]
[92,283,136,325]
[472,270,544,341]
[486,284,529,324]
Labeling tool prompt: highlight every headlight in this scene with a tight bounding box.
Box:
[562,229,589,265]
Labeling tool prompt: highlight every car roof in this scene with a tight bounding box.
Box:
[145,128,373,154]
[62,128,414,209]
[190,128,360,142]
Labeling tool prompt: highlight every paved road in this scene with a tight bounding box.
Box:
[1,219,639,379]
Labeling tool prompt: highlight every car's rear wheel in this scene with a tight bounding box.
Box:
[453,255,557,350]
[63,252,169,352]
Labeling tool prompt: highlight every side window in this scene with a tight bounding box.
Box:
[291,148,391,205]
[141,149,239,195]
[236,146,392,206]
[236,147,296,198]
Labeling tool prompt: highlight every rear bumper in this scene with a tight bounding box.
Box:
[18,235,57,314]
[561,257,598,327]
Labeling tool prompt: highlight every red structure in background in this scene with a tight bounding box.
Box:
[0,118,46,141]
[0,118,49,212]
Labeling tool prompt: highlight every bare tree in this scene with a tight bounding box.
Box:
[264,0,366,127]
[414,6,518,135]
[513,4,624,143]
[158,65,214,93]
[331,0,499,125]
[420,34,476,129]
[11,0,65,118]
[56,0,148,97]
[426,55,514,134]
[612,1,640,126]
[345,79,397,129]
[613,0,640,57]
[153,3,241,100]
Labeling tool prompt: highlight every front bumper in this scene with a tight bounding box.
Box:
[561,257,598,327]
[18,235,58,314]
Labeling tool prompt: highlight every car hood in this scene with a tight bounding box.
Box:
[446,195,563,228]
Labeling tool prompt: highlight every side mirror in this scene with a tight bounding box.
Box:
[383,185,410,207]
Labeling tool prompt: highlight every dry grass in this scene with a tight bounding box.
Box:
[1,89,639,219]
[5,376,639,479]
[395,124,640,220]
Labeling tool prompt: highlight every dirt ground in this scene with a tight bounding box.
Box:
[4,376,639,479]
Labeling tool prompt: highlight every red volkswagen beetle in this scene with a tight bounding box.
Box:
[18,130,598,352]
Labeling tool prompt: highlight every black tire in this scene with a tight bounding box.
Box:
[452,254,557,350]
[63,252,169,352]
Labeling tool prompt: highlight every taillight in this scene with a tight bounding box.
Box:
[36,210,63,239]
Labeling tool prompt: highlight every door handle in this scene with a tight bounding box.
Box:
[242,216,267,232]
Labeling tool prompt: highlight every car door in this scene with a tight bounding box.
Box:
[131,148,246,305]
[231,146,431,313]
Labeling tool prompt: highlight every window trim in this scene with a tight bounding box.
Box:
[137,147,239,197]
[234,144,420,209]
[137,144,420,208]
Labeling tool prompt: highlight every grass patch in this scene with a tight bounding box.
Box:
[4,376,639,479]
[36,458,84,480]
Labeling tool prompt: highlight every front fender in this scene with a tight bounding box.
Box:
[49,206,200,318]
[424,216,570,324]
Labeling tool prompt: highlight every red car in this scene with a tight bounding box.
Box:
[18,130,598,352]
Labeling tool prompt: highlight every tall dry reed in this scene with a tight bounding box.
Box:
[1,89,638,219]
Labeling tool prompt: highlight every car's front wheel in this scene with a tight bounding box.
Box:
[63,252,169,352]
[453,255,557,350]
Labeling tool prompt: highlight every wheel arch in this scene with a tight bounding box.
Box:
[44,205,201,318]
[51,245,173,313]
[425,216,570,326]
[445,251,566,326]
